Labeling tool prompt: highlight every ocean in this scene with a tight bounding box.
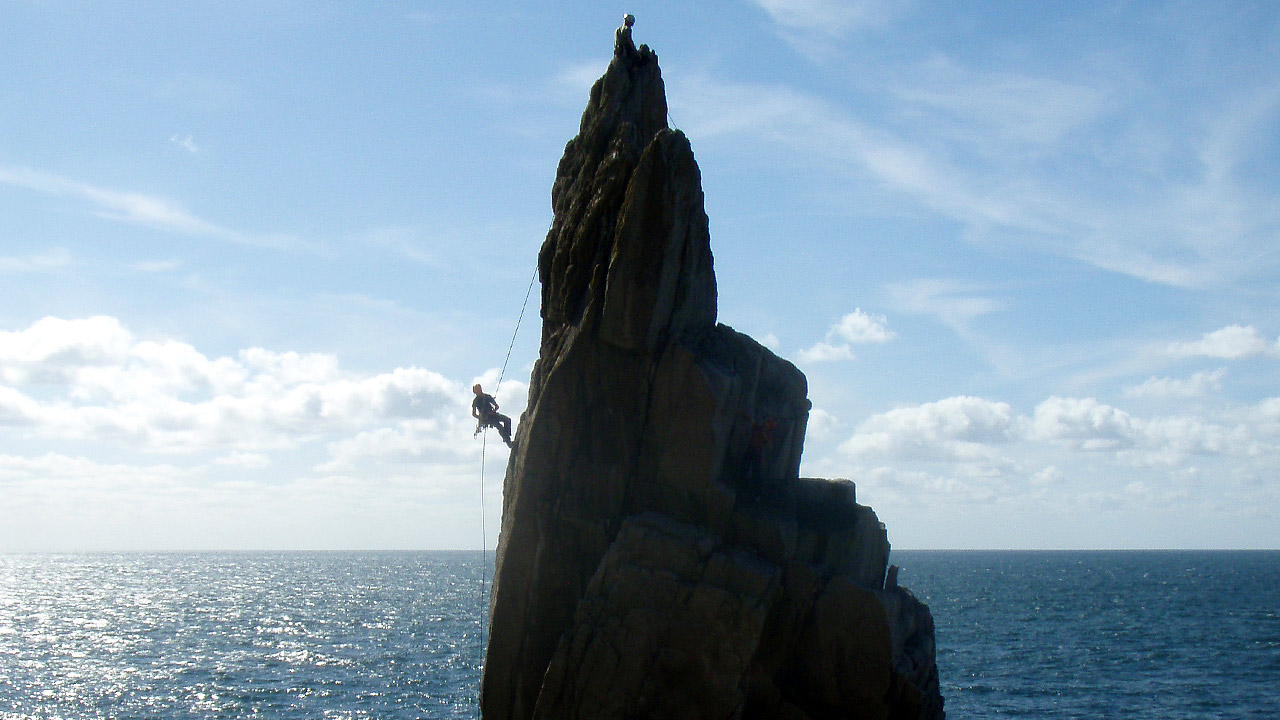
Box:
[1,550,1277,719]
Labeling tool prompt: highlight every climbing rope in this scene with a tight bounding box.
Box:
[475,252,541,718]
[495,265,540,394]
[475,431,489,720]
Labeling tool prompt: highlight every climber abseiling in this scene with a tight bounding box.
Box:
[472,383,515,448]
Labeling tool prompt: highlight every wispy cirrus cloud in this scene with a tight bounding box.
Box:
[886,279,1001,333]
[0,164,296,249]
[891,56,1113,151]
[671,55,1280,288]
[0,247,71,273]
[751,0,905,57]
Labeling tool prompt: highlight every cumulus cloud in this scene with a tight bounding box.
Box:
[805,407,840,441]
[831,309,896,343]
[836,392,1275,480]
[1167,325,1278,359]
[839,395,1017,462]
[0,315,513,549]
[1029,396,1262,465]
[796,308,895,363]
[0,316,475,454]
[1030,396,1138,450]
[795,341,856,363]
[1124,369,1226,398]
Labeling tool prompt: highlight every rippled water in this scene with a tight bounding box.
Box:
[2,551,1277,718]
[896,550,1280,719]
[0,552,487,719]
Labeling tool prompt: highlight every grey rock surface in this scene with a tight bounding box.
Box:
[480,30,944,720]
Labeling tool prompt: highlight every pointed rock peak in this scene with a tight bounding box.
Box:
[538,18,713,350]
[483,23,943,720]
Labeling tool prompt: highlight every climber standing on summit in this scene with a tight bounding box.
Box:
[615,13,637,56]
[472,383,514,448]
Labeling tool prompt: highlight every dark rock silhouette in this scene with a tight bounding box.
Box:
[481,28,944,720]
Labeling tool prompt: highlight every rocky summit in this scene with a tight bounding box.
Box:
[480,26,944,720]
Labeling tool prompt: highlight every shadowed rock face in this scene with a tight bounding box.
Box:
[480,31,944,720]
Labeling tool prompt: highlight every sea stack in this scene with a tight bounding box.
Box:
[481,25,944,720]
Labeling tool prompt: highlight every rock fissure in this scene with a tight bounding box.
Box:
[481,26,944,720]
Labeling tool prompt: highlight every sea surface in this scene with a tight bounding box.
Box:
[1,550,1277,719]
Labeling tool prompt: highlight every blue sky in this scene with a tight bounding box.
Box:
[2,1,1278,550]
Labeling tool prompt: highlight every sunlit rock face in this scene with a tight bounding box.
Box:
[480,29,944,720]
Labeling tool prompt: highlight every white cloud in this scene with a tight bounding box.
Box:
[1028,395,1267,463]
[836,392,1277,479]
[0,316,135,386]
[840,395,1017,462]
[795,341,855,364]
[0,385,41,426]
[1168,325,1277,359]
[805,407,839,441]
[0,316,475,453]
[831,308,896,343]
[796,308,895,363]
[1124,369,1226,398]
[1029,396,1136,449]
[0,316,516,549]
